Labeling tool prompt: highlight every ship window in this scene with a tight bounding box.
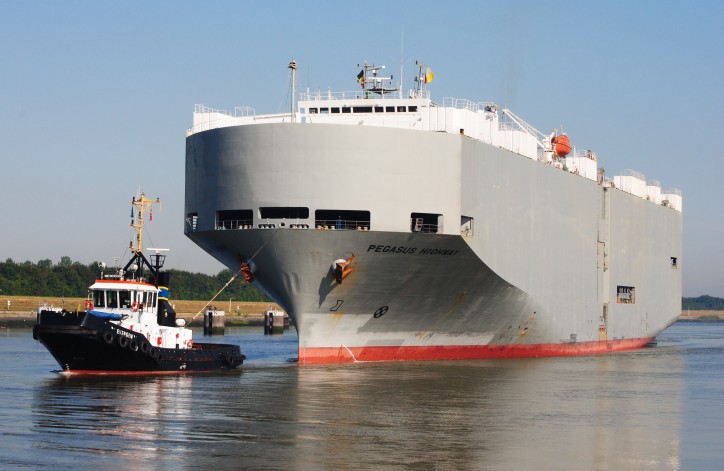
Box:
[259,207,309,219]
[411,212,442,233]
[408,105,418,112]
[93,290,105,308]
[616,286,636,304]
[342,107,351,114]
[309,108,318,114]
[107,290,118,308]
[374,106,383,113]
[386,106,395,112]
[331,107,340,113]
[320,107,329,114]
[217,209,253,230]
[315,209,370,230]
[353,106,373,113]
[397,106,406,112]
[119,291,131,309]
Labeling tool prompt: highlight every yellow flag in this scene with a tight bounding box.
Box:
[425,67,435,84]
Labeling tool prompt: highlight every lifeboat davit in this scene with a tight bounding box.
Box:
[552,134,572,157]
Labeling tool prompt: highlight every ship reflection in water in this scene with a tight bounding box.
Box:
[19,324,724,469]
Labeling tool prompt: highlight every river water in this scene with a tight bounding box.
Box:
[0,322,722,470]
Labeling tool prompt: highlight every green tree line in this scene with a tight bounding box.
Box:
[3,257,722,309]
[682,296,724,310]
[0,257,268,302]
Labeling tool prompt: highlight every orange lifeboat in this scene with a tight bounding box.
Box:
[552,134,572,157]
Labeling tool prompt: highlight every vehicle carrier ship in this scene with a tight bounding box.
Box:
[184,60,682,364]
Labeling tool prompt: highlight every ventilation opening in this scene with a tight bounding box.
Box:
[217,210,253,230]
[411,212,442,233]
[315,210,370,230]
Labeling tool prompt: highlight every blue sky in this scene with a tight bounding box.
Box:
[1,1,722,297]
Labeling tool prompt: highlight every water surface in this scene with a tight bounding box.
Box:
[1,323,722,470]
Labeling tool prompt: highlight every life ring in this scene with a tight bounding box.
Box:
[85,299,94,311]
[103,331,115,344]
[118,335,129,348]
[187,340,193,349]
[131,302,139,312]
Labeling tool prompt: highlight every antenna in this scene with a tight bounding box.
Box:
[288,59,297,123]
[399,29,404,99]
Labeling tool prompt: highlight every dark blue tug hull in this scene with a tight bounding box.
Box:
[33,310,245,374]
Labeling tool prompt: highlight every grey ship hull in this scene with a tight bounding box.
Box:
[185,123,682,364]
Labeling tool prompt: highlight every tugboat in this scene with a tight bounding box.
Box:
[33,193,245,374]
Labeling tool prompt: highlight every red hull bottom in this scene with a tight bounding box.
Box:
[298,337,654,364]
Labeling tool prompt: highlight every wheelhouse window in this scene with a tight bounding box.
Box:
[92,290,105,308]
[107,290,118,308]
[217,209,253,230]
[411,212,442,233]
[315,209,370,230]
[119,290,131,309]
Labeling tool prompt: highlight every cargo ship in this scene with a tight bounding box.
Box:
[184,60,682,364]
[33,194,245,374]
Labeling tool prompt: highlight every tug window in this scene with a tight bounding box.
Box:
[93,290,105,308]
[119,291,131,309]
[107,291,118,308]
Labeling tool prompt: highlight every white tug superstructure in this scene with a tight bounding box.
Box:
[184,61,682,364]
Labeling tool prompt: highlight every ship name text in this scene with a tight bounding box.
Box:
[366,245,459,256]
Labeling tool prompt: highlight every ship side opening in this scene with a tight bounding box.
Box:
[315,209,370,230]
[411,212,442,233]
[216,209,253,230]
[258,207,310,229]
